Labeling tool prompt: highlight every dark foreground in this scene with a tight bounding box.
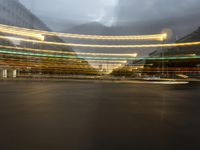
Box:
[0,80,200,150]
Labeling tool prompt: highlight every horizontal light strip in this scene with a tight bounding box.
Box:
[0,49,199,60]
[0,53,127,64]
[0,35,200,48]
[87,60,127,63]
[0,26,45,41]
[0,45,137,57]
[0,24,166,41]
[0,58,124,67]
[0,49,136,60]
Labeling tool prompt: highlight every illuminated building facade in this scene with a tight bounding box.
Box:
[143,27,200,78]
[0,0,98,78]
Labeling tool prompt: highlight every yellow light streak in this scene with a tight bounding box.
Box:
[0,45,137,57]
[0,24,166,41]
[0,35,200,48]
[0,26,45,41]
[87,60,128,63]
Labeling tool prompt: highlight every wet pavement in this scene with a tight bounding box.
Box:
[0,80,200,150]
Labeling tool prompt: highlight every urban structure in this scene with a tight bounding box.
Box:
[143,27,200,78]
[0,0,98,78]
[1,0,200,80]
[111,28,200,79]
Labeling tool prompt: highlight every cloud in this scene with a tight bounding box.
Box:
[20,0,118,26]
[19,0,200,33]
[117,0,200,24]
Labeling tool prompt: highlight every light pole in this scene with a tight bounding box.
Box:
[161,33,167,77]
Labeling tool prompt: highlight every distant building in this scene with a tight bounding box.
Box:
[143,27,200,78]
[0,0,98,77]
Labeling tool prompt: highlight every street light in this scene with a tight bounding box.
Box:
[161,33,168,77]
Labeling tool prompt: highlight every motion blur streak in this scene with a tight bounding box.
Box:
[0,49,199,60]
[0,26,45,41]
[0,35,200,48]
[0,45,138,57]
[0,24,166,41]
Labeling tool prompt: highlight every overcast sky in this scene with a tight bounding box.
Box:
[20,0,200,30]
[20,0,119,29]
[18,0,200,56]
[117,0,200,23]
